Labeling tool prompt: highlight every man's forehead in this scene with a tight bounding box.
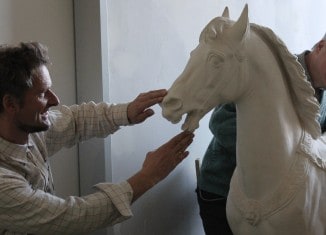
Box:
[32,65,52,88]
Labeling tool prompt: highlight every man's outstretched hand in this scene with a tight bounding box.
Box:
[127,89,167,124]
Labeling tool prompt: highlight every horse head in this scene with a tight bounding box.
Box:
[161,5,251,131]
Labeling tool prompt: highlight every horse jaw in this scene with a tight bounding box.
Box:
[161,95,203,132]
[162,111,201,132]
[181,112,201,132]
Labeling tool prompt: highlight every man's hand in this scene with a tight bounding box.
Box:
[141,131,194,184]
[127,89,167,124]
[127,131,194,202]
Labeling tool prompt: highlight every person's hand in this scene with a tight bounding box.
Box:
[127,131,194,202]
[127,89,167,124]
[141,131,194,183]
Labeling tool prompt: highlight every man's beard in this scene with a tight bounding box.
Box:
[18,122,50,133]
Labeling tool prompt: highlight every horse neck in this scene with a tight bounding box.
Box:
[234,35,303,200]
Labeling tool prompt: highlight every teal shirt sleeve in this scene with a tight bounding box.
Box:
[198,103,237,197]
[319,91,326,133]
[209,104,237,152]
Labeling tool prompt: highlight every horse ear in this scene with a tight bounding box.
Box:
[227,4,249,43]
[222,7,230,18]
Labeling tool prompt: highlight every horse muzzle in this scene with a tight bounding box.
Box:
[161,96,184,124]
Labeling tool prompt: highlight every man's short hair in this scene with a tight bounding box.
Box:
[0,42,50,112]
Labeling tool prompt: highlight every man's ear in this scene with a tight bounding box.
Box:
[2,94,20,114]
[316,40,326,52]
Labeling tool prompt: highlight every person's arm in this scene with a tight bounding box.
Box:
[0,131,193,234]
[209,104,237,153]
[127,131,194,202]
[0,171,133,234]
[45,89,168,156]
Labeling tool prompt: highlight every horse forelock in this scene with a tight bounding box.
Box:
[199,17,233,43]
[250,24,321,139]
[199,17,247,61]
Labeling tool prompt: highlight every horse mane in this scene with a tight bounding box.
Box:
[250,24,321,139]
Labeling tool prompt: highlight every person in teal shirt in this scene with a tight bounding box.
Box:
[196,33,326,235]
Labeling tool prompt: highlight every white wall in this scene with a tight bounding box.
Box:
[106,1,326,235]
[0,0,78,197]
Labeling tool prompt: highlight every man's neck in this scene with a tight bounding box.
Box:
[0,118,29,145]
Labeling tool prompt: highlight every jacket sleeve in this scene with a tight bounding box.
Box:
[0,167,133,234]
[44,102,130,156]
[208,103,237,153]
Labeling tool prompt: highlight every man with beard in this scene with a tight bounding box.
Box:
[0,42,194,234]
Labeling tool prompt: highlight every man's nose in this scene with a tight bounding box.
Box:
[48,89,60,106]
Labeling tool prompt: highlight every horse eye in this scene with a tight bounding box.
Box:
[208,53,224,68]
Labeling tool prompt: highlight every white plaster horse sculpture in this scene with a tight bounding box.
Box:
[161,5,326,235]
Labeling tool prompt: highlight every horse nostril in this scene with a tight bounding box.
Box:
[163,97,183,111]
